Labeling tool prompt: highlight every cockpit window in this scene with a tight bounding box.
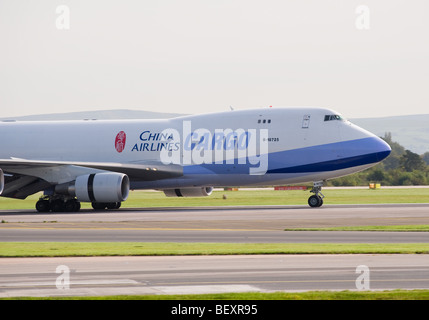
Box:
[324,115,344,121]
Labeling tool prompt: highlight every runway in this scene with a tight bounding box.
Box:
[2,228,429,243]
[1,204,429,297]
[1,204,429,243]
[2,254,429,298]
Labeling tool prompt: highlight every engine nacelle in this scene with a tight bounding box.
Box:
[74,172,130,203]
[163,187,213,197]
[0,169,4,195]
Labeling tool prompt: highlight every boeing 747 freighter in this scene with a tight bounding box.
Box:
[0,107,391,211]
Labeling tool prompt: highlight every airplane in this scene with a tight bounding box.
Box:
[0,107,391,212]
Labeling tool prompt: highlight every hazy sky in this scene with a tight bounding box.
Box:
[1,0,428,118]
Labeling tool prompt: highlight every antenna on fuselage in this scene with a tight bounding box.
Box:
[229,105,234,111]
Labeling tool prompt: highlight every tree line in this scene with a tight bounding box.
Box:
[329,133,429,186]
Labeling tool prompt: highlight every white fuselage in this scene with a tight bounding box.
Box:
[0,107,391,191]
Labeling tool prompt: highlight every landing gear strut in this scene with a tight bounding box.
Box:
[308,181,325,207]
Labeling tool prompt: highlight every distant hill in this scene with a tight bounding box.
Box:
[351,114,429,155]
[1,109,428,155]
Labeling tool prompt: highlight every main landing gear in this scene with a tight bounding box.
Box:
[36,196,81,213]
[308,181,325,208]
[35,195,121,213]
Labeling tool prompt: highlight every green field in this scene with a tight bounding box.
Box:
[6,290,429,300]
[1,187,428,210]
[2,242,429,257]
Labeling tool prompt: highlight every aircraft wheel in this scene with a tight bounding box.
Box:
[74,201,81,212]
[308,195,323,208]
[36,200,50,213]
[92,202,107,210]
[51,199,65,212]
[65,200,80,212]
[106,202,121,210]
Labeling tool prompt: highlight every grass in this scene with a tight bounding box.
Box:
[2,242,429,257]
[0,187,429,211]
[93,188,429,207]
[12,290,429,300]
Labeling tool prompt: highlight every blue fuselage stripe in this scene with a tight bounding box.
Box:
[266,150,390,173]
[183,137,390,175]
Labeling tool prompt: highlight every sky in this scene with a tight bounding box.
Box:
[0,0,428,119]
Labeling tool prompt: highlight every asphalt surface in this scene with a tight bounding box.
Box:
[1,203,429,297]
[2,228,429,243]
[1,204,429,243]
[2,254,429,298]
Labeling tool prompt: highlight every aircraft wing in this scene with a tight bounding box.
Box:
[0,158,183,199]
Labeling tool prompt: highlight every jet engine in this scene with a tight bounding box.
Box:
[163,187,213,197]
[72,172,130,203]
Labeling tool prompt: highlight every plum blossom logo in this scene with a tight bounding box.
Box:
[115,131,127,153]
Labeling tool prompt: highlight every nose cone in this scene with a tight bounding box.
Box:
[373,136,391,162]
[342,120,391,165]
[338,122,392,170]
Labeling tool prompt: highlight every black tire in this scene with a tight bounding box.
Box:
[92,202,107,210]
[106,202,121,210]
[74,201,81,212]
[51,200,65,212]
[308,195,323,207]
[36,200,50,213]
[65,200,80,212]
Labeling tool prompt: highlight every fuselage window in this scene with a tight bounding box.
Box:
[324,115,343,121]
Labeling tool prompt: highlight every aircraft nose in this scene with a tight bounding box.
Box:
[373,136,391,162]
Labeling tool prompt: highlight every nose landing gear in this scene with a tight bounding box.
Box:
[308,181,325,207]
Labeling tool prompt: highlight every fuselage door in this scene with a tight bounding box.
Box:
[302,115,311,128]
